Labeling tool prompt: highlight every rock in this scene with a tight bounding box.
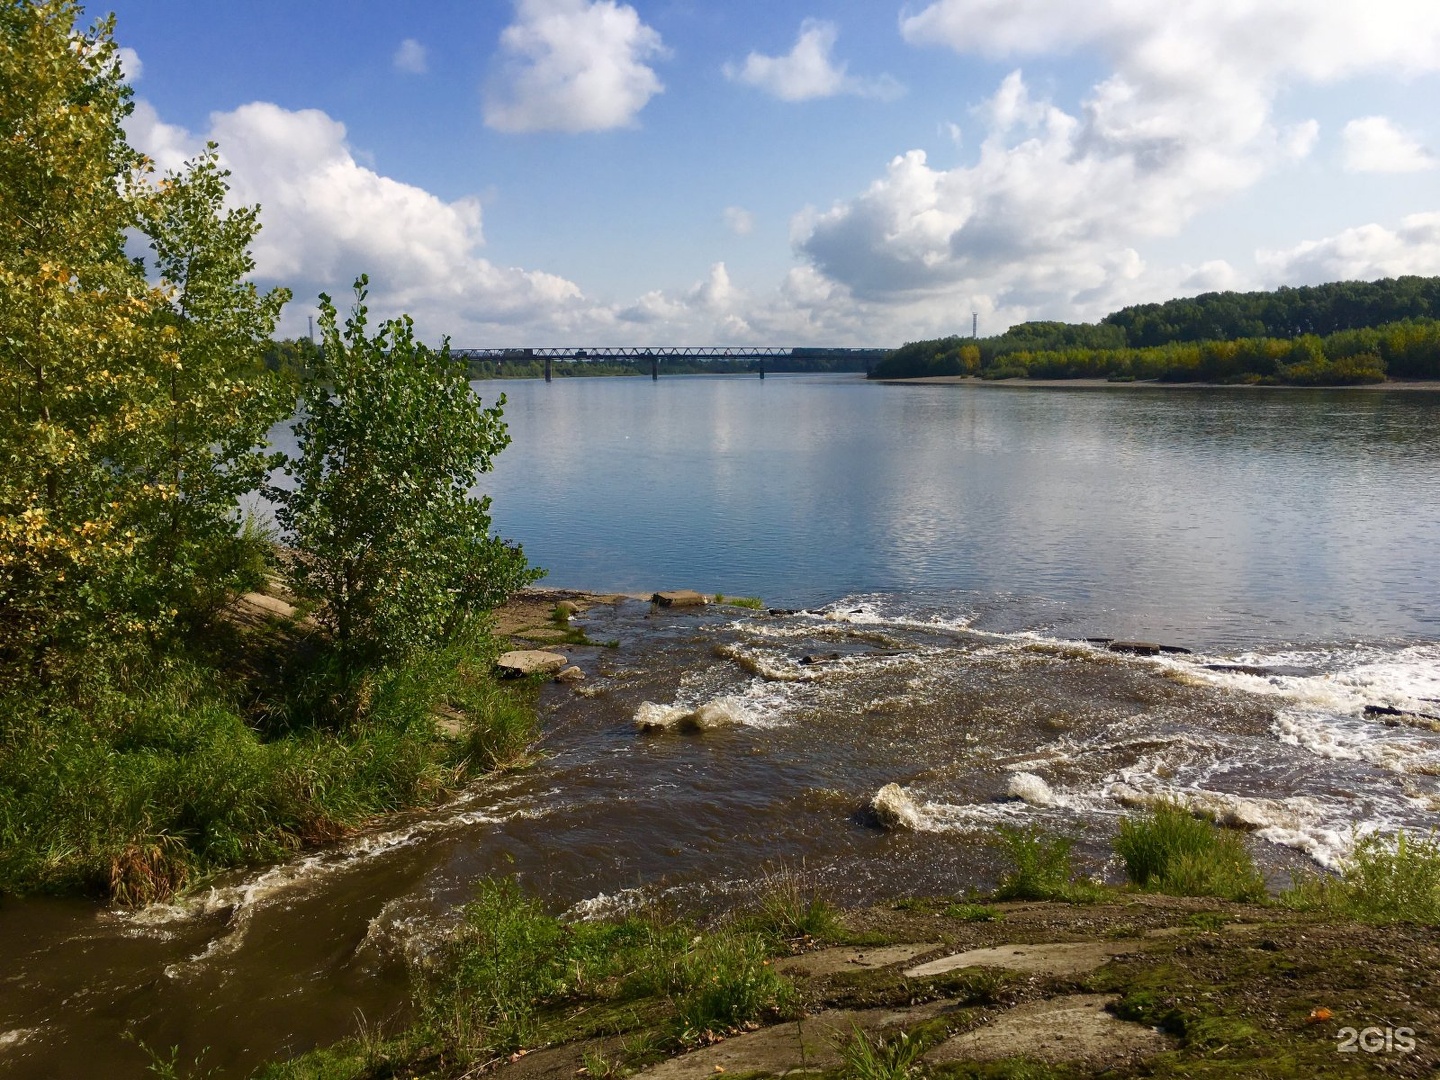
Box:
[870,783,924,830]
[1157,644,1193,655]
[651,590,707,608]
[555,665,585,684]
[496,650,567,678]
[800,652,843,665]
[1107,641,1161,656]
[767,608,799,616]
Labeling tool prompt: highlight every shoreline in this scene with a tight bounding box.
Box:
[871,375,1440,390]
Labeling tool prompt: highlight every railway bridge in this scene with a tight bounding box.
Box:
[449,346,888,381]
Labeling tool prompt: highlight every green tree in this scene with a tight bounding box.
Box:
[134,146,291,627]
[271,278,540,690]
[0,0,160,678]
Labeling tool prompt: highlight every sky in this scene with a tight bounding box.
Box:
[107,0,1440,347]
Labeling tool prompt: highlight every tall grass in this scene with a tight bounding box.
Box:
[1114,803,1266,902]
[836,1023,924,1080]
[415,878,794,1065]
[1284,830,1440,923]
[0,631,535,904]
[992,824,1104,902]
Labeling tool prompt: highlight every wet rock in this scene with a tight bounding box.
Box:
[767,608,798,616]
[800,652,843,665]
[555,666,585,684]
[496,650,567,678]
[870,783,924,829]
[1108,641,1162,655]
[651,590,707,608]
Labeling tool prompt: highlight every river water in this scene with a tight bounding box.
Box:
[3,374,1439,1077]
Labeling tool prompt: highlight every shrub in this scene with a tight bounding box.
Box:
[1114,803,1266,902]
[1284,830,1440,924]
[992,824,1103,902]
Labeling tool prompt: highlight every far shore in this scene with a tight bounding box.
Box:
[872,375,1440,390]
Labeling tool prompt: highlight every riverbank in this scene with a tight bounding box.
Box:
[872,375,1440,390]
[258,820,1440,1080]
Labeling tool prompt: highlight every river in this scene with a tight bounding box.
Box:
[2,374,1438,1077]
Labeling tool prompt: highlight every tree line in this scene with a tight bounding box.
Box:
[872,279,1440,383]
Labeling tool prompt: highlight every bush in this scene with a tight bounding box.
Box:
[1114,803,1266,902]
[1284,830,1440,924]
[992,824,1103,902]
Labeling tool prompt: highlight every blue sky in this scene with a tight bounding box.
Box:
[110,0,1440,346]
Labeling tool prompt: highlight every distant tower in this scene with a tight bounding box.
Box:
[972,312,978,339]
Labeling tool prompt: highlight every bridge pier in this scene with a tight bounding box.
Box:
[651,357,658,381]
[759,359,765,380]
[544,356,551,383]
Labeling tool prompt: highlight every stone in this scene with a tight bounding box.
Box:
[496,650,567,678]
[555,666,586,684]
[651,590,707,608]
[1107,641,1162,655]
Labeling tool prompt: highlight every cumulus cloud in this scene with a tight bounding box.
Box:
[1259,213,1440,285]
[724,19,902,102]
[116,46,142,83]
[393,38,428,75]
[723,206,755,236]
[125,98,594,339]
[484,0,666,133]
[790,0,1440,318]
[1342,116,1436,173]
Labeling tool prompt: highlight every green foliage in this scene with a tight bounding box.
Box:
[944,902,1002,922]
[271,278,541,686]
[417,878,793,1063]
[991,824,1103,903]
[836,1022,925,1080]
[0,631,534,903]
[1,5,293,682]
[1283,830,1440,923]
[747,863,842,942]
[1114,803,1266,902]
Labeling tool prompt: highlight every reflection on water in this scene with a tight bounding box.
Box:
[479,375,1440,645]
[3,377,1439,1078]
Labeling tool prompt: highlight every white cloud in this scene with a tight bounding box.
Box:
[116,46,142,83]
[393,38,428,75]
[724,19,902,102]
[723,206,755,236]
[484,0,666,133]
[1342,116,1436,173]
[1259,213,1440,285]
[789,1,1440,319]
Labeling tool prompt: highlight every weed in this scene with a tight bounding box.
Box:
[581,1046,624,1079]
[669,931,795,1043]
[992,825,1103,903]
[749,863,843,942]
[714,594,764,609]
[1114,803,1266,902]
[836,1022,924,1080]
[1284,829,1440,923]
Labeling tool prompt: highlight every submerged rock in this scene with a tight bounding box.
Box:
[555,666,586,684]
[870,783,924,830]
[496,650,567,678]
[1006,772,1058,807]
[633,697,748,733]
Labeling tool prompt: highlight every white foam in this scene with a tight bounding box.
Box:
[0,1029,37,1052]
[821,599,976,634]
[1007,772,1058,807]
[633,688,785,733]
[568,887,648,921]
[1274,710,1440,775]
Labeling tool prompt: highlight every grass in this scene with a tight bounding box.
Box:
[836,1022,926,1080]
[745,862,844,943]
[266,876,797,1078]
[1283,829,1440,923]
[713,593,765,609]
[944,902,1002,922]
[1114,803,1267,902]
[0,625,537,905]
[991,825,1105,903]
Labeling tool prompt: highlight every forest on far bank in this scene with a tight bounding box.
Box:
[872,276,1440,384]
